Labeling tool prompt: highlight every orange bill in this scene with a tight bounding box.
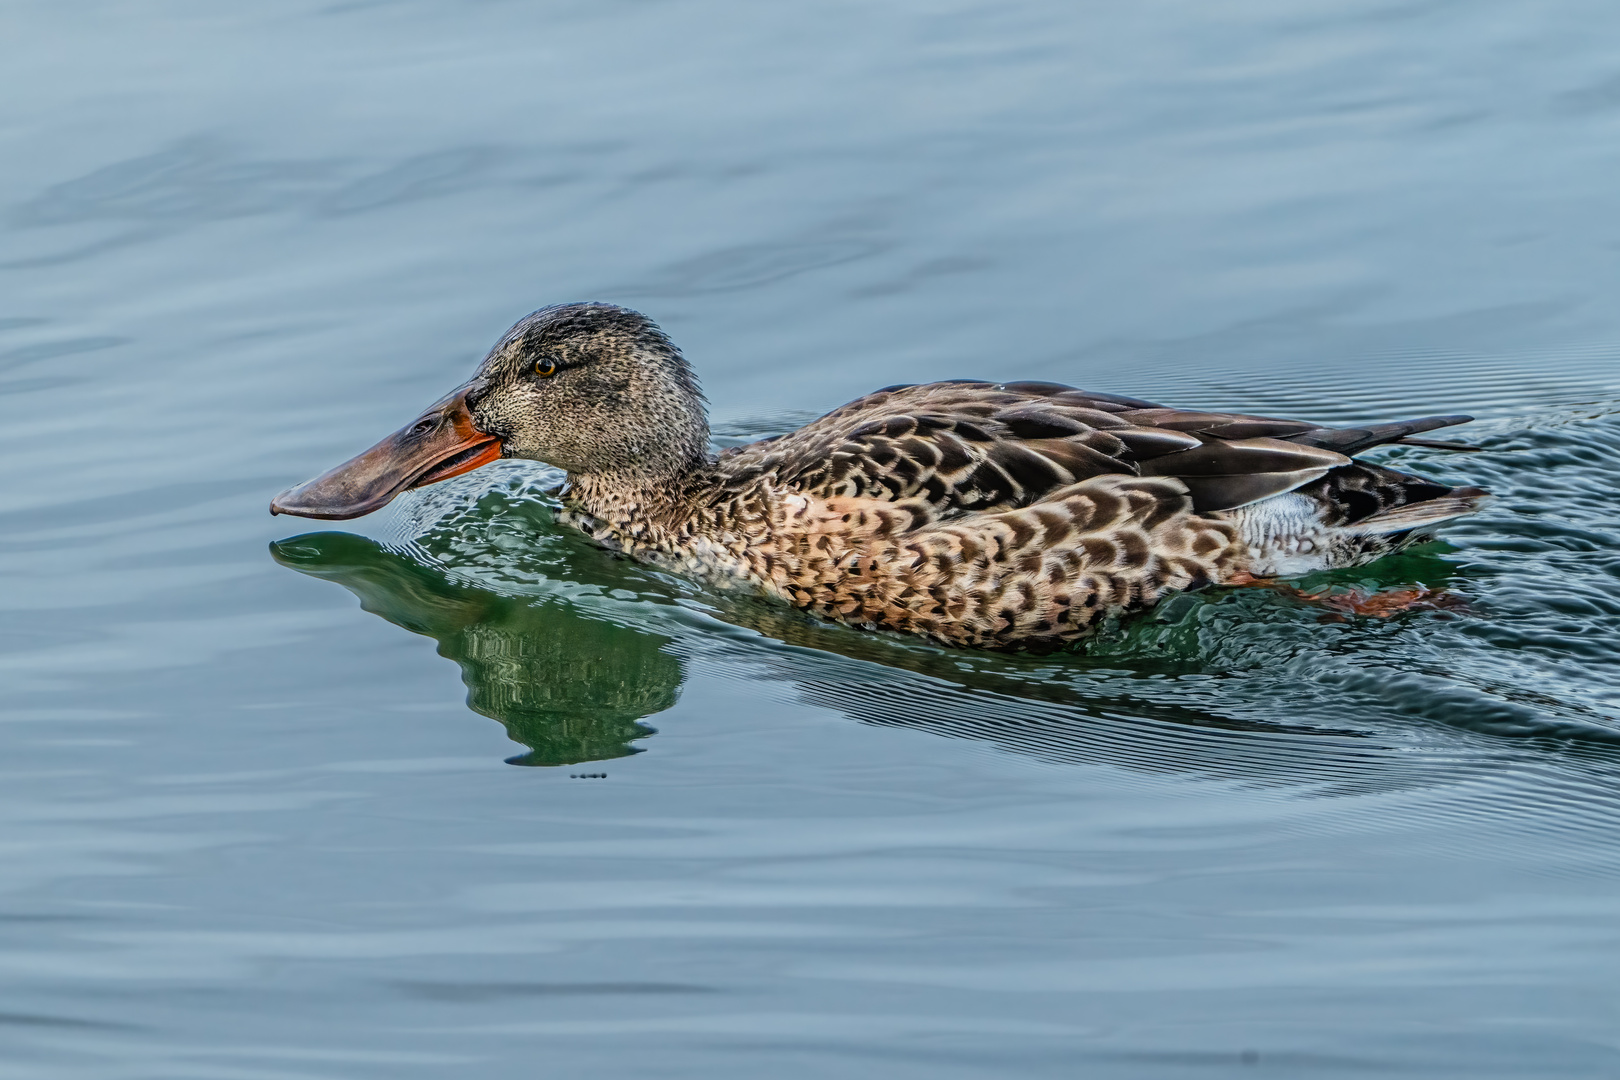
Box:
[270,387,501,520]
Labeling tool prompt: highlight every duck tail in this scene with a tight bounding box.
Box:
[1285,414,1479,455]
[1340,485,1492,536]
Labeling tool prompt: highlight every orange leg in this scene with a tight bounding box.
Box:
[1225,573,1470,619]
[1300,583,1471,619]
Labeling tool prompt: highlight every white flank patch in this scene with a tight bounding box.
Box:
[1226,492,1333,577]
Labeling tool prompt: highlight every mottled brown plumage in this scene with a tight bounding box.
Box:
[271,303,1492,649]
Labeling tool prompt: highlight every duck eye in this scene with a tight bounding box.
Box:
[534,358,558,378]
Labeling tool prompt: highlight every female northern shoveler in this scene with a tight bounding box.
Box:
[271,303,1488,648]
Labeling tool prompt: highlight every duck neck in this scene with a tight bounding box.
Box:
[565,460,719,548]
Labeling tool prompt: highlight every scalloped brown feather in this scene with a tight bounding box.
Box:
[721,381,1356,515]
[559,379,1484,648]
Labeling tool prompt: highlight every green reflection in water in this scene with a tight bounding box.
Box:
[271,532,681,766]
[268,516,1473,776]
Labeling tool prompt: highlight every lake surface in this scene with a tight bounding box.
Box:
[4,1,1620,1076]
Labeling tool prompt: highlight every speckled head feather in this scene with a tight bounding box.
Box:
[467,303,709,482]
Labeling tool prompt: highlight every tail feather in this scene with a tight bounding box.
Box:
[1341,486,1492,535]
[1394,436,1483,452]
[1286,414,1475,456]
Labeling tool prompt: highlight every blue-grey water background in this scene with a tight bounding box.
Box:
[5,1,1620,1076]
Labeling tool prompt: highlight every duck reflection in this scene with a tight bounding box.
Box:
[271,522,1434,792]
[271,532,680,765]
[271,491,1620,830]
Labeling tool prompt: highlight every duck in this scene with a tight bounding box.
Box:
[271,302,1489,649]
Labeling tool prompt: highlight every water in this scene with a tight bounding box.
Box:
[4,1,1620,1076]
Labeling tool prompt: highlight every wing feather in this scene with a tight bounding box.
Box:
[718,381,1470,518]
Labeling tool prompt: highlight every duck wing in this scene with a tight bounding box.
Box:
[723,380,1469,515]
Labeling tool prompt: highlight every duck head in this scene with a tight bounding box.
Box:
[270,303,709,519]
